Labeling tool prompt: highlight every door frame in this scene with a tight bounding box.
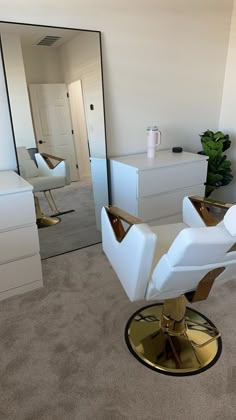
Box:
[68,79,91,180]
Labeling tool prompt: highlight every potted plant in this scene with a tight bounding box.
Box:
[199,130,233,198]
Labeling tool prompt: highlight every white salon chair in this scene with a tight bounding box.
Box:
[17,147,71,226]
[101,196,236,375]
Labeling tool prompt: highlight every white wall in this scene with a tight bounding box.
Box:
[219,0,236,202]
[0,53,17,170]
[22,46,64,84]
[0,0,234,168]
[59,31,100,83]
[1,32,36,149]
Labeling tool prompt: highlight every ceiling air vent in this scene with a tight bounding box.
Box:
[35,35,61,47]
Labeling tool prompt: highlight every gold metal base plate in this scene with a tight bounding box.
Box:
[125,304,222,376]
[37,216,61,229]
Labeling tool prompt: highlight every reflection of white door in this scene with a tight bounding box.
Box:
[29,83,78,181]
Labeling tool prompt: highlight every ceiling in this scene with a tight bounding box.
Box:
[0,22,85,48]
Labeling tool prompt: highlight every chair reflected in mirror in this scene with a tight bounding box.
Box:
[17,146,72,228]
[101,196,236,376]
[0,22,109,257]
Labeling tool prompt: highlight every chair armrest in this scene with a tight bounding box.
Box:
[101,206,157,301]
[183,195,232,227]
[35,153,71,184]
[51,160,70,184]
[105,206,142,241]
[40,153,65,168]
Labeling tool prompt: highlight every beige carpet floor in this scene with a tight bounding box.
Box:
[0,244,235,420]
[38,179,101,259]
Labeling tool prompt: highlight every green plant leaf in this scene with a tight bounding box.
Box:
[213,131,225,140]
[199,129,233,197]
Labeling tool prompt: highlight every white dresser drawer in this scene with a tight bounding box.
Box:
[149,213,183,226]
[0,254,42,293]
[0,225,39,264]
[0,191,36,231]
[137,160,208,198]
[138,185,205,222]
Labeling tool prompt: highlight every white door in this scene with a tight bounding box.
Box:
[68,80,91,179]
[29,83,78,181]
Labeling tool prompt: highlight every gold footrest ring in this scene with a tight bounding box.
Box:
[125,303,222,376]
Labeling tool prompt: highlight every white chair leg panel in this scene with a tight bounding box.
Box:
[101,208,157,301]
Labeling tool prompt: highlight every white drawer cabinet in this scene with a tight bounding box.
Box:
[0,225,39,264]
[109,150,208,224]
[0,171,43,301]
[0,191,36,230]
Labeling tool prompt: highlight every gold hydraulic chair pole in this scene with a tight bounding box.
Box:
[34,195,60,228]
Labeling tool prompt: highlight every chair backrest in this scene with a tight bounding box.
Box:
[27,147,39,165]
[146,205,236,300]
[17,146,39,179]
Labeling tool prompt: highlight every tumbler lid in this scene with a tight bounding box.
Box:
[147,125,159,131]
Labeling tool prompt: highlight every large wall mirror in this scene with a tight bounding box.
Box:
[0,21,109,259]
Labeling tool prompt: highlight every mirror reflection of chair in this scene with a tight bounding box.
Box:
[17,146,71,228]
[101,196,236,376]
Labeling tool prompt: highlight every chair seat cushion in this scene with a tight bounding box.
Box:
[150,222,187,269]
[26,176,66,192]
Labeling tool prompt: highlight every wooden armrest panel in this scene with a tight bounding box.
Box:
[105,206,142,242]
[41,153,65,169]
[189,195,232,210]
[106,206,142,225]
[189,195,232,226]
[185,267,225,303]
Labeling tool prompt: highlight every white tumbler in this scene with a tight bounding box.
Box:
[147,126,161,158]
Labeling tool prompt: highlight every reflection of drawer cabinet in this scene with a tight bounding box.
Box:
[0,171,43,301]
[110,151,208,224]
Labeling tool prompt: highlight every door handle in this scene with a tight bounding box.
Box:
[39,140,46,144]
